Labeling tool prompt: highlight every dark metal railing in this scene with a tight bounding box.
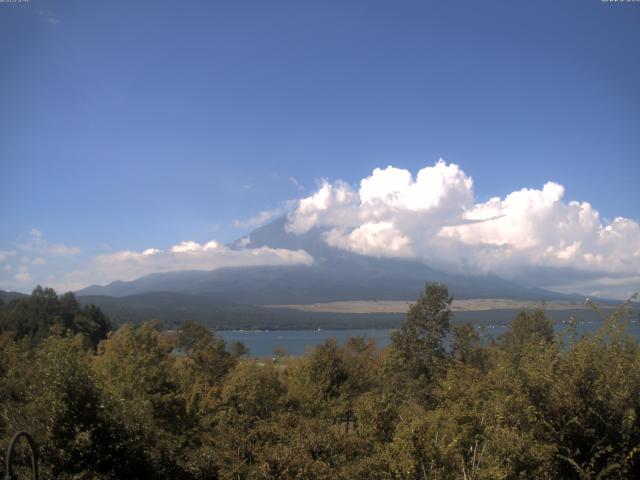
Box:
[4,431,38,480]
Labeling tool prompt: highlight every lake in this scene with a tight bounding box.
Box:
[218,321,640,357]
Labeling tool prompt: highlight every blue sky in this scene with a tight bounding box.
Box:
[1,0,639,295]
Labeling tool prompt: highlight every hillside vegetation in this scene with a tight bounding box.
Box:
[1,284,639,479]
[73,292,625,331]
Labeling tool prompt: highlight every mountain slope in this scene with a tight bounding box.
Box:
[0,290,29,303]
[77,217,586,304]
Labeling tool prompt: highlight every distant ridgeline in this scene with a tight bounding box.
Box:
[0,286,110,348]
[2,283,635,335]
[75,291,408,330]
[74,291,631,331]
[66,216,634,329]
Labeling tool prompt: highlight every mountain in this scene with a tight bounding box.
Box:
[77,216,587,305]
[0,290,28,303]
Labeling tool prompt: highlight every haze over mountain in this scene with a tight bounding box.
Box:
[77,216,587,305]
[12,159,623,302]
[0,290,28,304]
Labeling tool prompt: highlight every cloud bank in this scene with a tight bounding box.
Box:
[22,229,82,256]
[62,240,313,290]
[286,160,639,298]
[1,160,636,298]
[0,230,83,290]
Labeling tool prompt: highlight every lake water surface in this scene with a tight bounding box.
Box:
[219,321,640,357]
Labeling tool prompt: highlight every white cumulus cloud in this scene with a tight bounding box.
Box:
[285,159,640,297]
[20,229,81,256]
[287,160,477,257]
[61,240,313,290]
[439,183,640,276]
[14,266,30,283]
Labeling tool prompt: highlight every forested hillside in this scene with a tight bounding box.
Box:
[75,291,406,330]
[1,285,639,479]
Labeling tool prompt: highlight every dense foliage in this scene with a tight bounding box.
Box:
[0,286,111,348]
[1,284,640,479]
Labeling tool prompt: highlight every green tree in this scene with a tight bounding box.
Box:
[0,287,111,348]
[93,322,189,478]
[176,320,212,352]
[290,339,350,415]
[388,282,452,402]
[176,320,236,406]
[229,340,249,358]
[19,335,150,479]
[212,362,287,479]
[452,322,488,370]
[500,308,554,353]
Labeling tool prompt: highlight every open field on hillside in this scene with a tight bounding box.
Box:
[266,298,616,314]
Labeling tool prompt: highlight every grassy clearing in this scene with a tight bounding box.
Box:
[265,298,611,314]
